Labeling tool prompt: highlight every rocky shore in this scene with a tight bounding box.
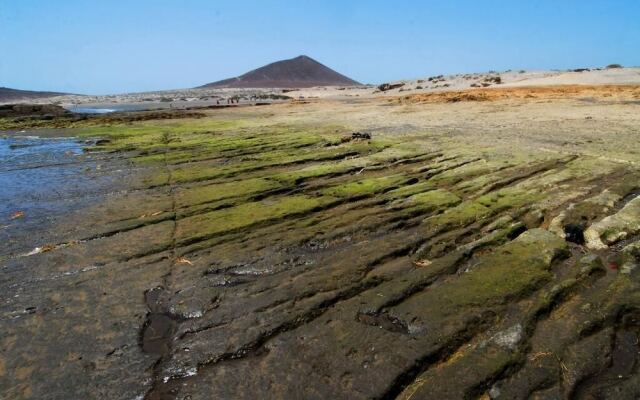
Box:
[1,84,640,399]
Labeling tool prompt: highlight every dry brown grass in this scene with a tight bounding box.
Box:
[394,84,640,104]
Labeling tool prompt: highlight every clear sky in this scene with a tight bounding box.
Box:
[1,0,639,94]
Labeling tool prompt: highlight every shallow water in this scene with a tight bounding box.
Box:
[65,103,154,113]
[0,135,99,255]
[0,135,86,220]
[66,107,117,114]
[0,135,83,170]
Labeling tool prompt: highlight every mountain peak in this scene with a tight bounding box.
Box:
[199,55,361,89]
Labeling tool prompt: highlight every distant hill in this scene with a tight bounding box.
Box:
[199,55,361,88]
[0,87,66,102]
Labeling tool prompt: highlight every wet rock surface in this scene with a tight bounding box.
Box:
[1,97,640,399]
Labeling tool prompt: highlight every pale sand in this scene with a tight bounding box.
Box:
[4,67,639,107]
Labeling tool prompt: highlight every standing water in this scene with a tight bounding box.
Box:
[0,134,99,256]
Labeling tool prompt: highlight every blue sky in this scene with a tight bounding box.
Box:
[1,0,639,94]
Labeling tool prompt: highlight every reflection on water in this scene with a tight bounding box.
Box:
[0,134,131,257]
[66,104,153,113]
[0,136,85,225]
[0,136,83,169]
[67,107,117,114]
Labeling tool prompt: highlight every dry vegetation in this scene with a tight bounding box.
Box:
[395,84,640,104]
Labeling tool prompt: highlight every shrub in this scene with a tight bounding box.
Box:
[377,83,405,92]
[482,76,502,84]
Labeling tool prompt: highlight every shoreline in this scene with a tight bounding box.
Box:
[1,89,640,399]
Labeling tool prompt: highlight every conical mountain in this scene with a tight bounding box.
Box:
[199,55,361,88]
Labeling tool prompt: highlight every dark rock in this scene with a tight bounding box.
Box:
[377,82,405,92]
[351,132,371,140]
[564,223,585,245]
[0,103,70,118]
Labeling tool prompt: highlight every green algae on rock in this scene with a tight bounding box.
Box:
[3,97,640,400]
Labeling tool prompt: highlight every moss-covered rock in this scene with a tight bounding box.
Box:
[585,195,640,249]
